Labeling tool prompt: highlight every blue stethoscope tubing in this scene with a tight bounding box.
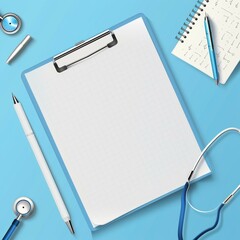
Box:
[178,183,225,240]
[178,182,188,240]
[2,219,20,240]
[178,127,240,240]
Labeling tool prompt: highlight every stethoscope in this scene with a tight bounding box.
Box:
[0,12,22,35]
[178,128,240,240]
[2,197,34,240]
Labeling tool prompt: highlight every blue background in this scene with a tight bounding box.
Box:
[0,0,239,239]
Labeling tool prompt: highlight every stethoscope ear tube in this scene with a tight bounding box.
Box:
[179,127,240,239]
[178,183,225,240]
[192,204,224,240]
[188,127,240,182]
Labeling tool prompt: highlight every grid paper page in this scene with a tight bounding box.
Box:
[172,0,240,84]
[25,17,210,227]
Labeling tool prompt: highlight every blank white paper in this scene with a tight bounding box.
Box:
[25,17,210,227]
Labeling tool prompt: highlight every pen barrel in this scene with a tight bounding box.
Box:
[209,49,219,80]
[204,17,219,81]
[6,35,31,64]
[14,103,70,222]
[14,103,33,136]
[27,134,70,221]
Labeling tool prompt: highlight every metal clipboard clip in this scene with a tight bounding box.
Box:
[53,30,118,73]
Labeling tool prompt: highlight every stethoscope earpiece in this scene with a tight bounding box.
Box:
[2,197,34,240]
[0,13,22,35]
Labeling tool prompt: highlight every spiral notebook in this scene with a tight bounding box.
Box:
[172,0,240,84]
[22,14,210,230]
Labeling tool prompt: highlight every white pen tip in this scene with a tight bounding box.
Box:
[12,94,19,104]
[66,220,75,234]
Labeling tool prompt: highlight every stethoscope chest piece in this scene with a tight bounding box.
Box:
[13,197,34,218]
[0,13,22,34]
[2,197,34,240]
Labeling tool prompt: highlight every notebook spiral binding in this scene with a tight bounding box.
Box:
[175,0,210,43]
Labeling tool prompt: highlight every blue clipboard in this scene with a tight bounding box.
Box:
[22,13,210,231]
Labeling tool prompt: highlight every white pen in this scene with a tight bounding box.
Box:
[12,94,74,234]
[6,35,31,64]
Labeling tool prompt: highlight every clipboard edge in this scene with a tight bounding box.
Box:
[21,12,211,231]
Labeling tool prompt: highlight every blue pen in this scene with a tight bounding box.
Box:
[204,13,219,85]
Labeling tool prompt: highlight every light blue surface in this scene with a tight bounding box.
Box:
[0,1,239,240]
